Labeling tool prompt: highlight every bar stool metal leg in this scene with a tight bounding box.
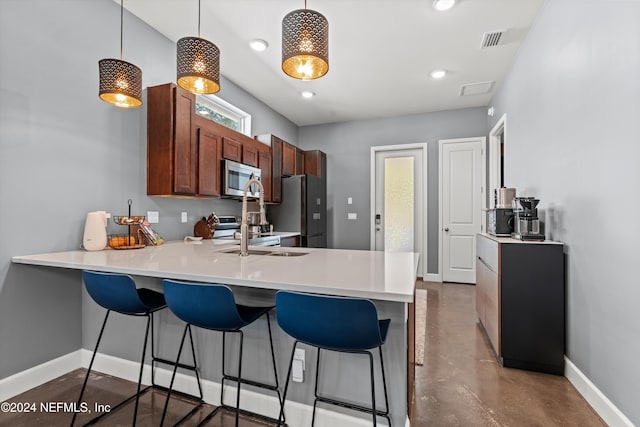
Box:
[278,340,299,427]
[217,330,244,427]
[71,313,156,427]
[310,347,391,427]
[70,310,110,427]
[367,351,377,427]
[160,324,204,427]
[265,313,285,412]
[379,346,391,424]
[132,314,151,426]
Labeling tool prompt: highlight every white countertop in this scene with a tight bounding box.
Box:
[479,232,564,245]
[12,241,419,303]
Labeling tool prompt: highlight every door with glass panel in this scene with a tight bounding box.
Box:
[372,147,425,277]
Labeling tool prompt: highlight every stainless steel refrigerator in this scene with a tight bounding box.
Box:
[268,175,327,248]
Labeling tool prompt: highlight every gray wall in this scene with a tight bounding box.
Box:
[298,108,488,273]
[489,0,640,423]
[0,1,406,423]
[0,0,296,379]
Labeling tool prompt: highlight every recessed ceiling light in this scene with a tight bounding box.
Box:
[301,91,315,99]
[249,39,268,51]
[430,69,447,79]
[433,0,456,11]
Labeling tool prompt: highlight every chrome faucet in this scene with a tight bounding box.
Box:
[240,177,267,256]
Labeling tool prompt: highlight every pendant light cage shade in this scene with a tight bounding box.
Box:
[177,36,221,94]
[282,8,329,80]
[98,58,143,108]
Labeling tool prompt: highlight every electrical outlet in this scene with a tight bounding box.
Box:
[147,211,159,224]
[181,212,188,223]
[292,348,305,383]
[348,212,357,220]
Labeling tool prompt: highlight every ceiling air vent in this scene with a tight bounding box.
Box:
[459,81,495,97]
[481,30,505,48]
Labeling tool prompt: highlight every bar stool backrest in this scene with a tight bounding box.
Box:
[162,280,246,330]
[83,270,152,315]
[275,291,385,351]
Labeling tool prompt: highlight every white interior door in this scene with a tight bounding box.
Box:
[371,145,426,277]
[440,138,483,284]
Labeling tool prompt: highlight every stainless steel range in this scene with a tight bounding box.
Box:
[213,216,281,247]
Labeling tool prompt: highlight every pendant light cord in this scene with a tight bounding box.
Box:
[197,0,201,37]
[120,0,124,60]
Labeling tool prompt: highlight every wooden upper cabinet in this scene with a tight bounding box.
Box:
[147,83,200,196]
[197,127,220,196]
[173,90,197,194]
[270,137,283,203]
[147,83,222,197]
[281,141,296,177]
[295,147,304,175]
[242,144,259,167]
[258,150,272,202]
[222,137,242,162]
[303,150,327,178]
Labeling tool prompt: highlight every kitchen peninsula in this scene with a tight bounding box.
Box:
[12,241,419,426]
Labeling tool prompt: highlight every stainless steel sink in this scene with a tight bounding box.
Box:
[269,251,309,257]
[221,249,273,255]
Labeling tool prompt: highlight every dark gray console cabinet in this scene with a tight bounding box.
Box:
[476,233,565,375]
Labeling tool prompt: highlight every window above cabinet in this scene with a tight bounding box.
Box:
[195,94,252,136]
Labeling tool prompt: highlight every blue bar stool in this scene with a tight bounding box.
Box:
[275,290,392,426]
[71,271,203,427]
[161,279,284,427]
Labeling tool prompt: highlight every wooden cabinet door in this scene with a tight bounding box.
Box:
[222,137,242,162]
[303,150,327,177]
[271,137,282,203]
[173,87,196,194]
[197,128,219,196]
[258,150,272,202]
[243,144,258,167]
[477,257,500,356]
[282,141,296,176]
[147,83,174,196]
[295,147,304,175]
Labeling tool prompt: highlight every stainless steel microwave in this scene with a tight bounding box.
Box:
[222,159,262,198]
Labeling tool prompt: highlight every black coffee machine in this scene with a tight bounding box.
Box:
[511,197,545,241]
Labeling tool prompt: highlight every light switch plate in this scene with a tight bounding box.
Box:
[348,213,357,220]
[181,212,188,223]
[348,197,353,205]
[147,211,159,224]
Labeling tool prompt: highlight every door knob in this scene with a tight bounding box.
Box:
[444,227,449,232]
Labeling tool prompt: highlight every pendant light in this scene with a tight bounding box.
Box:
[282,0,329,80]
[176,0,220,94]
[98,0,142,108]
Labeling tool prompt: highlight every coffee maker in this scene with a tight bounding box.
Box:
[487,187,516,236]
[511,197,545,241]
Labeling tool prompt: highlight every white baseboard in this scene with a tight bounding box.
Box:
[1,348,386,427]
[0,350,83,402]
[564,356,634,427]
[424,273,441,283]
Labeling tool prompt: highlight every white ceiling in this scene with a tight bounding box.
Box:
[122,0,546,126]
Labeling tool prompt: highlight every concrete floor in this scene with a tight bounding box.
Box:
[411,281,605,427]
[0,281,604,426]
